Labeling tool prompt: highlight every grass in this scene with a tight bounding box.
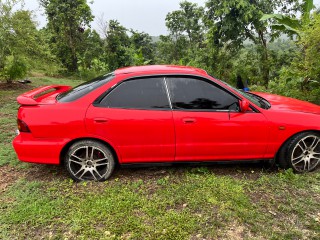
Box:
[0,76,319,239]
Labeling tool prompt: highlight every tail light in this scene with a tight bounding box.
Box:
[17,119,31,133]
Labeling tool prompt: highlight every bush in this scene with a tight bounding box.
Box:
[77,58,109,81]
[0,55,29,83]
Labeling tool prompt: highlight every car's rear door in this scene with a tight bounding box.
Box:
[85,77,175,163]
[166,76,269,161]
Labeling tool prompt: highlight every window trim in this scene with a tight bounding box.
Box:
[163,77,173,109]
[166,75,241,112]
[93,76,171,110]
[57,73,115,103]
[93,73,258,113]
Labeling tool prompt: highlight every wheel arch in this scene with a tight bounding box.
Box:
[59,137,120,165]
[275,129,320,164]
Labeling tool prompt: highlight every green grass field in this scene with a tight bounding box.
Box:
[0,76,319,239]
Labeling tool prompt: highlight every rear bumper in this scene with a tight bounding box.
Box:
[12,133,68,165]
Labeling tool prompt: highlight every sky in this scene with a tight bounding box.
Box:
[24,0,320,36]
[23,0,206,36]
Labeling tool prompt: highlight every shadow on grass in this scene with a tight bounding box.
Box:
[19,161,279,182]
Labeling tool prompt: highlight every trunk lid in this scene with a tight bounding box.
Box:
[17,85,72,105]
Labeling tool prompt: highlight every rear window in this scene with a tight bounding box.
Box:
[57,73,114,102]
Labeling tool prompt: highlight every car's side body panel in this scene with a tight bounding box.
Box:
[19,104,87,139]
[260,110,320,157]
[13,133,67,164]
[173,111,269,161]
[173,111,230,161]
[228,112,269,158]
[85,107,175,163]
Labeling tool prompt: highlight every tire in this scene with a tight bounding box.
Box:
[279,132,320,173]
[64,140,115,181]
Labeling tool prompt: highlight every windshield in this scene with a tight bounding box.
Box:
[221,81,271,110]
[57,73,114,102]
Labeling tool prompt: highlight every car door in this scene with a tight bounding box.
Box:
[85,77,175,163]
[166,76,269,161]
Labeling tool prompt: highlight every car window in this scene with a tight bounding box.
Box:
[99,78,170,109]
[57,73,114,102]
[167,77,239,111]
[220,80,270,109]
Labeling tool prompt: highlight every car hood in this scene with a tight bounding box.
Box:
[253,92,320,115]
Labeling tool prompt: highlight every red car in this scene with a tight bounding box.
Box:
[13,65,320,181]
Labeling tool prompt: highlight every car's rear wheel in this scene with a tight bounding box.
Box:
[65,140,115,181]
[280,132,320,173]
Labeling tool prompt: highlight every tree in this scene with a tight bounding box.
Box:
[166,1,204,45]
[76,29,106,79]
[260,0,319,91]
[40,0,94,72]
[155,35,177,64]
[302,13,320,83]
[130,30,155,64]
[77,29,104,70]
[273,12,320,97]
[0,0,43,83]
[261,0,314,38]
[164,1,204,63]
[204,0,299,86]
[103,20,131,70]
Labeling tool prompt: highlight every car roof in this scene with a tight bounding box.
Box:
[114,65,208,76]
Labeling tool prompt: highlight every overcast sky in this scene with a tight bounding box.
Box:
[24,0,320,36]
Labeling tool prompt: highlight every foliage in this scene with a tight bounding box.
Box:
[78,58,109,80]
[103,20,131,71]
[166,1,204,45]
[130,30,155,65]
[162,1,204,63]
[77,29,107,79]
[204,0,299,86]
[77,29,104,70]
[265,12,320,104]
[1,55,28,83]
[300,13,320,83]
[230,40,298,86]
[40,0,94,72]
[0,0,46,83]
[261,0,314,38]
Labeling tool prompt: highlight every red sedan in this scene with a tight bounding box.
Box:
[13,65,320,181]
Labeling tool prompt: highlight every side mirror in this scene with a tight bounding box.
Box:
[240,100,250,112]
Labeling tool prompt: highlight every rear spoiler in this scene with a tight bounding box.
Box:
[17,85,72,106]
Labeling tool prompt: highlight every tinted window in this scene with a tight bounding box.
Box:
[167,77,238,111]
[100,78,170,109]
[57,73,114,102]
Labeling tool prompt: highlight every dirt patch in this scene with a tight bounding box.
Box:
[0,82,34,91]
[23,164,69,182]
[0,164,68,192]
[0,165,26,192]
[223,222,245,240]
[0,160,280,188]
[111,161,273,182]
[4,162,275,184]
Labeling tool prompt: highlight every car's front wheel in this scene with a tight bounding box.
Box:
[65,140,115,181]
[281,132,320,173]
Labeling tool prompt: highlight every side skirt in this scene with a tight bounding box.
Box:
[121,159,274,168]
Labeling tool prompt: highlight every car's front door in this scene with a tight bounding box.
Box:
[166,77,269,161]
[85,77,175,163]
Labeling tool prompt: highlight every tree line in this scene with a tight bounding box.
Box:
[0,0,319,103]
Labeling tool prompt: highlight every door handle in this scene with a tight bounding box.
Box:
[94,118,108,123]
[183,118,196,124]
